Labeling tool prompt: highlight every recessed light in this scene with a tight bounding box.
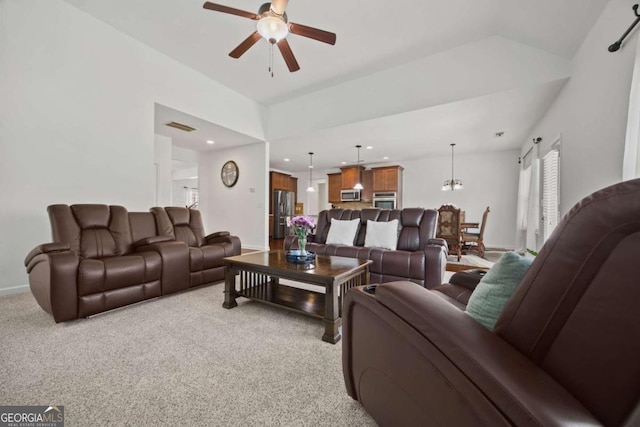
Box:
[383,156,389,160]
[341,161,347,165]
[366,146,373,149]
[206,140,215,144]
[284,158,290,162]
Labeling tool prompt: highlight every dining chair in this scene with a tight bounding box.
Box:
[463,206,490,257]
[436,204,463,261]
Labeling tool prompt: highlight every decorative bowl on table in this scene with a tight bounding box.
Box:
[285,250,316,265]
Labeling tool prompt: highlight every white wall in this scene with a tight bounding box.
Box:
[292,151,519,249]
[522,0,638,215]
[0,0,266,294]
[154,134,173,206]
[402,149,519,249]
[199,142,268,251]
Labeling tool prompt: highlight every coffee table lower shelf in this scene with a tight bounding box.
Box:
[223,251,372,344]
[237,280,325,319]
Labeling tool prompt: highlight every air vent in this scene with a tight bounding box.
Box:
[165,122,197,132]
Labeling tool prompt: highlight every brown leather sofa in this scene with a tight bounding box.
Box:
[24,204,240,322]
[284,208,447,288]
[342,178,640,426]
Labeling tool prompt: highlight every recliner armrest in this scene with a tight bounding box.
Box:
[132,236,173,248]
[427,238,448,252]
[357,282,599,426]
[24,243,71,266]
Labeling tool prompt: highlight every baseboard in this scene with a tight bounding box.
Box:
[0,284,29,297]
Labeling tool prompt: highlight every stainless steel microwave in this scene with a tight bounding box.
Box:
[340,189,361,201]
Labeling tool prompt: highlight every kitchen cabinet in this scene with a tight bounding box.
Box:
[341,166,365,189]
[271,171,290,191]
[372,166,403,192]
[328,173,342,203]
[290,177,298,203]
[361,170,373,202]
[269,171,297,214]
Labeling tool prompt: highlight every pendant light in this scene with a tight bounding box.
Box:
[442,143,463,191]
[353,145,363,190]
[306,152,315,192]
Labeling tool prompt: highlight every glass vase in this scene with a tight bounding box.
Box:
[298,233,307,255]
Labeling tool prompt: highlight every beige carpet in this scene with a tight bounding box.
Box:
[0,285,375,426]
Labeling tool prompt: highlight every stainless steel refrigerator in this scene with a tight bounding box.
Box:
[273,190,295,239]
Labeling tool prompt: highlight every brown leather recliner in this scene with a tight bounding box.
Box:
[25,204,189,322]
[342,178,640,426]
[151,207,241,287]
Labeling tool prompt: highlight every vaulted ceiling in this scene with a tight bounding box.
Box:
[64,0,609,172]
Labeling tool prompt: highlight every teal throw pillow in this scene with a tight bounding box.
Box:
[465,252,533,330]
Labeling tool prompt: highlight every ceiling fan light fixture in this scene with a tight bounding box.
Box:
[257,16,288,42]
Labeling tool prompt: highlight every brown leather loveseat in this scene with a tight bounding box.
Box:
[342,178,640,426]
[24,204,240,322]
[284,208,447,288]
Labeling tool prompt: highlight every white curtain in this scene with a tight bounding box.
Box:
[526,154,541,252]
[515,165,531,252]
[623,32,640,180]
[515,145,540,253]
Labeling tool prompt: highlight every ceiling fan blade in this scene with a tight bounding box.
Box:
[289,22,336,45]
[270,0,289,16]
[202,2,260,20]
[229,32,262,58]
[277,39,300,72]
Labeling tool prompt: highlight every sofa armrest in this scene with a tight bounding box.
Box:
[132,236,173,249]
[344,282,599,426]
[25,248,79,322]
[205,233,241,256]
[283,235,297,250]
[423,244,447,289]
[135,240,189,295]
[285,233,318,251]
[449,269,487,290]
[205,231,230,240]
[24,243,70,267]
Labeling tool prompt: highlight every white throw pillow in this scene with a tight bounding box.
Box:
[364,219,399,250]
[325,218,360,246]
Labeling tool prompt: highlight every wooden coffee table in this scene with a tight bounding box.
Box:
[223,250,372,344]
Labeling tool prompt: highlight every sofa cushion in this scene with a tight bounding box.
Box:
[189,245,226,272]
[78,252,162,296]
[326,218,360,246]
[365,219,399,250]
[465,252,533,330]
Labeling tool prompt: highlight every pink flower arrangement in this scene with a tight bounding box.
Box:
[290,215,315,232]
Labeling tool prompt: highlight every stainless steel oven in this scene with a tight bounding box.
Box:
[373,192,397,209]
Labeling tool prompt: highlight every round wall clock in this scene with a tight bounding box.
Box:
[221,160,239,187]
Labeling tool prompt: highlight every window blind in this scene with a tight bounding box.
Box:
[541,149,560,241]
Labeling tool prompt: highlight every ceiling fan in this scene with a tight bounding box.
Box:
[203,0,336,73]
